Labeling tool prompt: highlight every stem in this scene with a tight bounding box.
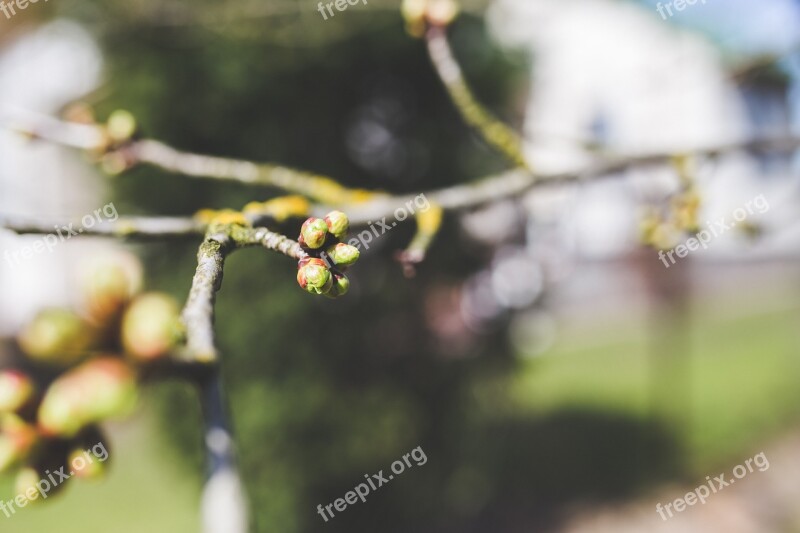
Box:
[199,371,249,533]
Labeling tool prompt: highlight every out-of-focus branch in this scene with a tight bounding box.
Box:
[0,213,204,239]
[130,139,386,205]
[425,24,530,169]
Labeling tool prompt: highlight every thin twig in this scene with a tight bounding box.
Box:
[0,213,204,239]
[425,24,530,169]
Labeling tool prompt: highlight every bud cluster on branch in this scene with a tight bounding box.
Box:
[296,211,360,298]
[1,251,183,502]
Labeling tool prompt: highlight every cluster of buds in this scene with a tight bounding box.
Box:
[296,211,360,298]
[401,0,459,37]
[640,189,702,250]
[1,250,183,496]
[61,104,139,175]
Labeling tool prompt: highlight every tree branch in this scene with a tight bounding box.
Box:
[0,213,204,239]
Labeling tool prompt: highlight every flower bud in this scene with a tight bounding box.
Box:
[427,0,459,26]
[18,309,94,365]
[38,358,137,438]
[297,262,332,295]
[325,273,350,298]
[0,414,37,472]
[68,446,106,480]
[299,218,328,249]
[0,371,35,413]
[325,243,360,267]
[14,468,45,502]
[324,211,350,240]
[121,293,182,361]
[79,250,143,324]
[106,110,137,143]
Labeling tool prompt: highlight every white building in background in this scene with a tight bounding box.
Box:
[0,21,106,335]
[486,0,799,261]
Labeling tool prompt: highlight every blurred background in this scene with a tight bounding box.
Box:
[1,0,800,531]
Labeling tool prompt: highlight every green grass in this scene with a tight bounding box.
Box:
[507,301,800,473]
[0,410,200,533]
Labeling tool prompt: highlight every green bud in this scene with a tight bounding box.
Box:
[18,308,94,366]
[0,371,35,413]
[0,437,16,473]
[324,211,350,239]
[296,263,332,295]
[326,243,360,267]
[106,110,137,143]
[80,250,143,324]
[299,218,328,249]
[121,293,182,361]
[0,414,37,472]
[14,468,44,502]
[68,448,106,479]
[326,273,350,298]
[38,358,137,438]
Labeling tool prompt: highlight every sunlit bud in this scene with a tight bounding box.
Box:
[297,263,332,295]
[121,293,182,361]
[14,468,44,502]
[68,448,106,480]
[402,0,427,27]
[427,0,459,26]
[0,371,35,413]
[106,110,137,143]
[100,151,132,175]
[79,250,143,324]
[68,426,109,480]
[18,309,93,366]
[325,243,360,267]
[299,218,329,249]
[38,358,137,438]
[324,211,350,240]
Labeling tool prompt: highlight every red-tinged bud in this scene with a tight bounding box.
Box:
[0,414,37,472]
[296,262,332,295]
[121,293,182,361]
[324,211,350,240]
[325,243,360,267]
[297,257,327,269]
[18,309,94,366]
[299,218,328,249]
[79,250,143,324]
[38,358,137,438]
[0,370,35,413]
